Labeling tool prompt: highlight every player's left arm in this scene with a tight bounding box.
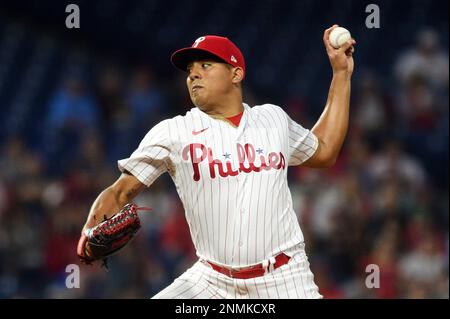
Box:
[302,25,356,168]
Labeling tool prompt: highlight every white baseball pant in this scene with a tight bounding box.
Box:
[152,244,322,299]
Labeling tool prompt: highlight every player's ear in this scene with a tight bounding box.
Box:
[231,67,244,84]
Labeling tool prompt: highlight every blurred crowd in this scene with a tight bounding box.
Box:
[0,9,448,298]
[295,28,449,298]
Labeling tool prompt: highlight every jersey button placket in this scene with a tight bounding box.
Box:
[236,174,246,259]
[235,124,248,263]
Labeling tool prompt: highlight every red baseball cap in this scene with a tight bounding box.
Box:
[171,35,246,78]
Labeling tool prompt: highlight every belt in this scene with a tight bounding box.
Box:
[206,253,291,279]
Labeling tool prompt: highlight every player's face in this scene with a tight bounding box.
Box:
[186,60,234,109]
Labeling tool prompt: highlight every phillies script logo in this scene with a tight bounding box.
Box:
[182,143,285,181]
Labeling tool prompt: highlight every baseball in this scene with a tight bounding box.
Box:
[329,27,351,49]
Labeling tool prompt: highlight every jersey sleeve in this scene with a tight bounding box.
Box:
[285,111,319,166]
[117,120,171,187]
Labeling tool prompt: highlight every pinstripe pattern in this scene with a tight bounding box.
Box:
[119,103,320,298]
[152,243,322,299]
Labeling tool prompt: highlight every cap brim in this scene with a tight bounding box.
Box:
[170,47,228,72]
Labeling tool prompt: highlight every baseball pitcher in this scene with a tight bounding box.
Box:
[78,25,356,298]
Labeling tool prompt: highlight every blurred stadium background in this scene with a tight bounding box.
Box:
[0,0,448,298]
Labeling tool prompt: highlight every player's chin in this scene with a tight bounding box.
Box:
[191,94,207,108]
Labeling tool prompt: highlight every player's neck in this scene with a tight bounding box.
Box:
[201,95,244,118]
[206,105,244,118]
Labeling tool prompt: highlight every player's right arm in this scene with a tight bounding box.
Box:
[297,25,355,168]
[82,172,146,232]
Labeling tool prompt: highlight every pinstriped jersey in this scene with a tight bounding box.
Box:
[118,103,318,267]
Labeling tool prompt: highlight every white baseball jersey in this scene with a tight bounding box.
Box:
[118,103,318,268]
